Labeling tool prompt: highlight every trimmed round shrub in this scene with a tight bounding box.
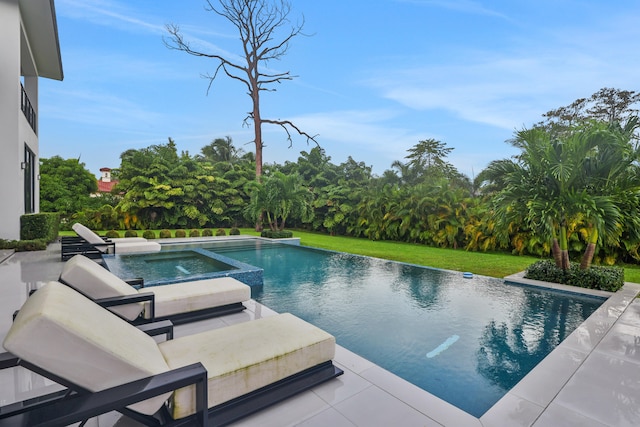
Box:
[159,229,172,239]
[229,227,240,236]
[202,228,213,237]
[189,229,200,237]
[124,230,138,238]
[215,228,226,236]
[142,230,156,239]
[260,230,293,239]
[105,230,120,238]
[175,229,187,238]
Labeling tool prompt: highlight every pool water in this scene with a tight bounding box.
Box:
[165,239,604,417]
[105,250,238,283]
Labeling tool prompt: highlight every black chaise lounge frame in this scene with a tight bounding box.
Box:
[60,235,113,261]
[0,352,342,427]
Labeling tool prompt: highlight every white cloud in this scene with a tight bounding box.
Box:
[395,0,511,20]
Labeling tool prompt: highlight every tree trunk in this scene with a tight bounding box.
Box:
[559,225,570,270]
[253,77,263,231]
[552,238,563,268]
[580,228,598,270]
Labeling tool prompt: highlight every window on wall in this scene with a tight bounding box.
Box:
[24,145,35,214]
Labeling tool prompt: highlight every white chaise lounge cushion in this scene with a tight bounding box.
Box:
[145,277,251,319]
[60,254,143,321]
[61,255,251,321]
[3,282,171,415]
[72,223,107,246]
[113,240,161,254]
[159,312,336,419]
[71,223,161,254]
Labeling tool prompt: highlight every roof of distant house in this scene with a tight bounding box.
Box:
[97,180,117,193]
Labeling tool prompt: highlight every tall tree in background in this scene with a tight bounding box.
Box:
[39,156,99,220]
[538,88,640,145]
[165,0,317,181]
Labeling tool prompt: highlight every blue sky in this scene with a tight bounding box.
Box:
[40,0,640,179]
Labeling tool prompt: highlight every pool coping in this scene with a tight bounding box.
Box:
[478,275,639,426]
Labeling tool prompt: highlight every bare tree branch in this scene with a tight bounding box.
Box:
[262,118,319,148]
[165,0,316,181]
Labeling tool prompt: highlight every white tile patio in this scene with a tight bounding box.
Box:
[0,243,638,426]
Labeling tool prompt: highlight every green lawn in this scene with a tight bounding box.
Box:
[61,228,640,282]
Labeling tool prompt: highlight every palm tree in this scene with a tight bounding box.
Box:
[245,172,313,231]
[482,119,640,269]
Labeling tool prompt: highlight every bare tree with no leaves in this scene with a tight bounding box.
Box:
[165,0,318,181]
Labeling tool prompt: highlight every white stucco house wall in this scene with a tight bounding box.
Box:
[0,0,63,239]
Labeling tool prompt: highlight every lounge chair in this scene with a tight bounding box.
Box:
[1,281,342,426]
[67,223,161,258]
[60,254,251,325]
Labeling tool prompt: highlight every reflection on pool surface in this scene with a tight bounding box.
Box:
[156,239,605,417]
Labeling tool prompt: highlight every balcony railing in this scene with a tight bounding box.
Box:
[21,83,37,134]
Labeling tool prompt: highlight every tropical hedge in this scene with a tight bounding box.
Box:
[42,89,640,270]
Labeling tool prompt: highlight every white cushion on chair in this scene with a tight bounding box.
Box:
[3,282,171,416]
[62,255,251,321]
[71,223,161,254]
[72,223,107,247]
[145,277,251,319]
[60,255,143,321]
[113,240,161,254]
[159,313,336,419]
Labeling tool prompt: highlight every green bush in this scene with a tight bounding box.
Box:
[524,260,624,292]
[190,229,200,237]
[0,238,47,252]
[124,230,138,238]
[202,228,213,237]
[175,229,187,238]
[215,228,226,236]
[159,229,172,239]
[105,230,120,238]
[260,230,293,239]
[230,227,240,236]
[142,230,156,239]
[20,213,59,242]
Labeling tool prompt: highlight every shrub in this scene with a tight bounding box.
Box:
[229,227,240,236]
[190,229,200,237]
[159,229,172,239]
[0,238,47,251]
[216,228,226,236]
[124,230,138,238]
[202,228,213,237]
[175,229,187,238]
[20,213,59,242]
[142,230,156,239]
[260,230,293,239]
[524,260,624,292]
[105,230,120,238]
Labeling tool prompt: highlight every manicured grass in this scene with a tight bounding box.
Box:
[60,228,640,282]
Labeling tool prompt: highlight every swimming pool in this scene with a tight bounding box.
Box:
[132,238,605,417]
